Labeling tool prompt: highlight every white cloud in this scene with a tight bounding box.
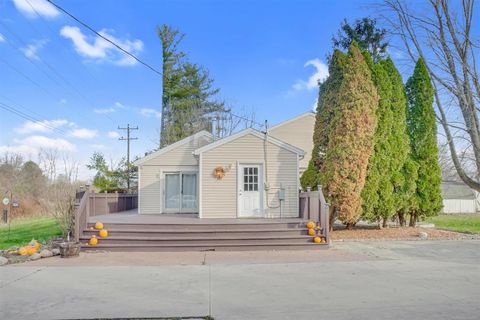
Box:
[15,119,68,134]
[94,107,115,114]
[60,98,67,104]
[90,144,106,150]
[0,33,5,43]
[68,128,98,139]
[114,101,128,109]
[292,58,329,91]
[21,39,47,60]
[60,25,143,66]
[15,135,76,152]
[140,108,161,119]
[108,131,119,138]
[13,0,59,18]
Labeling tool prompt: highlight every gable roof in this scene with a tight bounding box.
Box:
[193,128,305,156]
[134,130,213,166]
[268,111,315,131]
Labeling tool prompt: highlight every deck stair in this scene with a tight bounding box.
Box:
[80,219,327,251]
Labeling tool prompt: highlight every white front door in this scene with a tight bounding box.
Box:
[238,164,263,217]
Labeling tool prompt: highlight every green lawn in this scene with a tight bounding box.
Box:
[426,214,480,234]
[0,217,62,249]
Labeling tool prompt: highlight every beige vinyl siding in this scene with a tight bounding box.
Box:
[201,133,299,218]
[138,136,209,214]
[269,113,315,172]
[142,136,210,166]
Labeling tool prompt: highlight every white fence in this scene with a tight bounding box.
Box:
[442,199,479,214]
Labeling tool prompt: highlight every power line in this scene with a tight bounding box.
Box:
[118,124,138,191]
[47,0,163,77]
[0,101,68,135]
[0,20,115,125]
[46,0,263,132]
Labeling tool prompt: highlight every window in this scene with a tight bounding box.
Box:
[243,167,259,191]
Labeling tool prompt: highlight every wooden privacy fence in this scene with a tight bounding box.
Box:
[299,186,330,241]
[74,191,138,242]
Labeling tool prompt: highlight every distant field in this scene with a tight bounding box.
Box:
[0,217,62,249]
[426,214,480,234]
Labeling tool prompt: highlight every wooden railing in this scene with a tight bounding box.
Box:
[299,185,330,241]
[89,192,138,216]
[73,191,138,242]
[74,190,89,243]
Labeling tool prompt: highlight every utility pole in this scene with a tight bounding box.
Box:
[118,124,138,191]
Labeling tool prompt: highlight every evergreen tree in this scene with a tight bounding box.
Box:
[319,42,379,228]
[405,58,443,226]
[360,56,394,226]
[158,25,225,147]
[332,18,388,62]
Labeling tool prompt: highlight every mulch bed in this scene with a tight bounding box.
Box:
[331,225,480,241]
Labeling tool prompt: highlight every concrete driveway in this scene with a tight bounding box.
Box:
[1,240,479,320]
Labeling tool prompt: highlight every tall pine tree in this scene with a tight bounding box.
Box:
[405,58,442,226]
[319,42,379,228]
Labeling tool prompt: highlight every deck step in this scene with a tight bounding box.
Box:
[81,242,328,252]
[81,219,327,252]
[86,222,307,231]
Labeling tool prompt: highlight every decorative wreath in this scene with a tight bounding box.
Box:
[213,166,225,180]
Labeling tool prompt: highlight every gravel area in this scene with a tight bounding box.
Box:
[331,226,480,241]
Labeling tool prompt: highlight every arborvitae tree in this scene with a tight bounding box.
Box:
[383,58,410,224]
[301,49,347,190]
[360,56,394,226]
[320,42,379,228]
[405,58,443,226]
[397,157,419,226]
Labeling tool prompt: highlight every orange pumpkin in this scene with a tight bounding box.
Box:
[26,246,37,255]
[89,235,98,246]
[94,222,104,230]
[313,236,322,244]
[18,246,28,256]
[98,229,108,238]
[308,228,316,236]
[306,221,316,229]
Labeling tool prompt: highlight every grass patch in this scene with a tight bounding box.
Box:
[0,217,62,249]
[426,214,480,234]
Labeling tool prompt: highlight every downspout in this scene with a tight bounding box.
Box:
[263,121,283,215]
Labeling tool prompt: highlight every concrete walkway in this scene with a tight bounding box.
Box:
[1,240,479,319]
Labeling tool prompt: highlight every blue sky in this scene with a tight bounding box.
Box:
[0,0,377,179]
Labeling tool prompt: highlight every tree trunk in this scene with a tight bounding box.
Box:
[409,213,417,227]
[398,212,406,227]
[382,218,388,228]
[328,205,336,232]
[345,222,355,230]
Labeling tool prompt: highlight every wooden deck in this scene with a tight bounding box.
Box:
[75,190,330,252]
[88,209,305,225]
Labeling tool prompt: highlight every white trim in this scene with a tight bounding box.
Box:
[296,154,300,218]
[268,111,315,131]
[198,153,203,218]
[237,161,265,218]
[193,128,305,156]
[138,165,142,214]
[161,170,199,214]
[134,131,213,166]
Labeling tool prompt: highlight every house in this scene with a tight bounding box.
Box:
[134,112,315,218]
[268,111,315,175]
[441,181,480,214]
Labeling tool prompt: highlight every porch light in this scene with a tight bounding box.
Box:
[213,166,225,180]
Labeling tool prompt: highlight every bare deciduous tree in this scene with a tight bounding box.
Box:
[38,149,58,181]
[381,0,480,191]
